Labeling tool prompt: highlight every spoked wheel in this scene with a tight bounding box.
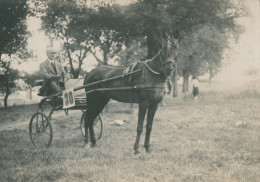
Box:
[29,112,53,148]
[80,113,103,141]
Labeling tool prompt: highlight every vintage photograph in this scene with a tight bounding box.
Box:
[0,0,259,181]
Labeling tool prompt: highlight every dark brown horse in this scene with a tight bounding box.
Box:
[83,36,178,154]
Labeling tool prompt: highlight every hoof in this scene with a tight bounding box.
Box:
[90,143,96,148]
[83,143,90,149]
[145,147,152,153]
[134,149,140,155]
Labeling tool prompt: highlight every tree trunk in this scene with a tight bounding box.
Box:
[74,69,80,79]
[103,40,111,65]
[68,57,77,79]
[29,86,32,100]
[4,94,8,107]
[182,71,189,93]
[172,64,178,97]
[4,72,9,107]
[4,92,9,107]
[103,51,108,65]
[209,68,213,84]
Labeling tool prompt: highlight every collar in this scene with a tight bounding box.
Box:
[48,59,54,64]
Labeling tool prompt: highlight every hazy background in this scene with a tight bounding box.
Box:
[15,0,260,90]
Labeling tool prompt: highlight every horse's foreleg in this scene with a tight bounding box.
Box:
[83,108,96,147]
[84,116,89,146]
[89,122,96,147]
[134,104,148,154]
[84,114,97,148]
[144,103,158,153]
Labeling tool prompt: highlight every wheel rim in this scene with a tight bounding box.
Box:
[80,114,103,141]
[29,112,53,148]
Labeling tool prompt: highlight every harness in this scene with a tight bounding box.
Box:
[123,38,176,88]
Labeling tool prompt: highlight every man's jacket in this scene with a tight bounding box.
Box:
[39,59,65,83]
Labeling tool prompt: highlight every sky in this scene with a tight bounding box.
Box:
[215,0,260,89]
[16,0,260,82]
[14,0,136,73]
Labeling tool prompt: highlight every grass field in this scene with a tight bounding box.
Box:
[0,81,259,182]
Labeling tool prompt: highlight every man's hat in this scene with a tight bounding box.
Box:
[46,46,58,53]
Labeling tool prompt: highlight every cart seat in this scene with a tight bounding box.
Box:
[64,78,87,108]
[64,78,86,99]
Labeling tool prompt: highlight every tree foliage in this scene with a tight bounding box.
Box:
[178,25,228,76]
[40,0,246,93]
[23,71,43,86]
[41,1,128,74]
[81,4,126,65]
[116,37,148,65]
[41,0,92,78]
[0,0,29,56]
[0,68,19,93]
[0,0,29,107]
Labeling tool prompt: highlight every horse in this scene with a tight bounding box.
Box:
[83,36,178,154]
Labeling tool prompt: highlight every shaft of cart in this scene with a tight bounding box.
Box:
[40,69,142,102]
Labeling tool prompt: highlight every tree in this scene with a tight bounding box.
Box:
[118,0,244,95]
[41,0,245,93]
[23,71,43,87]
[0,0,29,107]
[116,37,148,65]
[86,4,126,65]
[41,0,96,78]
[178,23,234,92]
[169,0,245,94]
[0,58,19,107]
[198,26,226,84]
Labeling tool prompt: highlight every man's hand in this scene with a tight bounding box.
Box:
[51,75,61,80]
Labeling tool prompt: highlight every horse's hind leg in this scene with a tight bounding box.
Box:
[134,103,148,154]
[144,103,158,153]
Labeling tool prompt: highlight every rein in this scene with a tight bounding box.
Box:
[144,60,160,75]
[143,40,175,75]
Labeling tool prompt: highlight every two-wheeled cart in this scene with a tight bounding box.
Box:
[29,69,141,148]
[29,79,103,148]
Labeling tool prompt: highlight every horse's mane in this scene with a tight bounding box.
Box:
[87,64,127,75]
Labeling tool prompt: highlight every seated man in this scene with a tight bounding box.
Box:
[38,47,65,96]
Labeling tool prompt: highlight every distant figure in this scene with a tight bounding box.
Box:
[192,76,200,99]
[38,47,65,96]
[64,64,73,81]
[166,76,172,94]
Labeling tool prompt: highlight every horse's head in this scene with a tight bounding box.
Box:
[159,36,179,77]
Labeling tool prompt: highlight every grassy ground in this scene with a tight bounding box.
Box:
[0,81,259,182]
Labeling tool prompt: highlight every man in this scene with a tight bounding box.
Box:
[38,47,65,96]
[192,76,200,99]
[166,75,172,94]
[64,64,73,81]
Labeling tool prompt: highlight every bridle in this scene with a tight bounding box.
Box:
[144,38,176,76]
